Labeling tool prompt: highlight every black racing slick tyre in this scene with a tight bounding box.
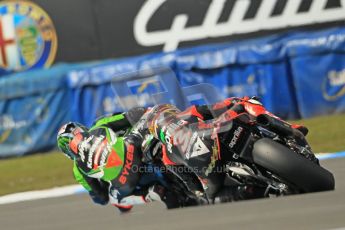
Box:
[252,138,335,193]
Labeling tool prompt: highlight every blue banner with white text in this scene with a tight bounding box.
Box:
[2,27,345,156]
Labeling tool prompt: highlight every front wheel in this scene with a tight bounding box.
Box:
[252,138,335,193]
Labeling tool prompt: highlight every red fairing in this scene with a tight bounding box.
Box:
[243,101,267,117]
[242,99,280,120]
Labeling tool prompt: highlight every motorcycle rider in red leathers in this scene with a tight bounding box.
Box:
[137,96,309,202]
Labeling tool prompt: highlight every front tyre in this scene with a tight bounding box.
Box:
[252,138,335,193]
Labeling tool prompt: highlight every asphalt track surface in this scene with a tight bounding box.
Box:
[1,158,344,230]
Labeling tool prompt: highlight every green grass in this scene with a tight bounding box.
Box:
[0,152,75,196]
[293,113,345,153]
[0,113,344,196]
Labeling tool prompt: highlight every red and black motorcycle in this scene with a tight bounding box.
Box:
[147,99,335,207]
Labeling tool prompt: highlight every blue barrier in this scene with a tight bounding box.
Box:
[0,63,107,157]
[291,53,345,117]
[177,62,299,119]
[2,27,345,156]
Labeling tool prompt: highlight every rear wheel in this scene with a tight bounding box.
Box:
[252,138,335,193]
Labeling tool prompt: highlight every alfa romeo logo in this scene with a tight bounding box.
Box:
[0,0,57,72]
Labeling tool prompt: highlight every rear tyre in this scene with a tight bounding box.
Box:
[252,138,335,193]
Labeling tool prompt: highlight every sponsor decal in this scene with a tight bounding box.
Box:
[134,0,345,52]
[322,69,345,101]
[162,119,210,159]
[165,129,174,153]
[119,144,134,184]
[0,0,57,72]
[186,136,209,159]
[77,144,87,162]
[99,143,111,167]
[229,126,243,149]
[88,135,104,154]
[77,135,94,163]
[87,135,105,169]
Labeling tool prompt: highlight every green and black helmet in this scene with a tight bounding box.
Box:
[57,122,87,160]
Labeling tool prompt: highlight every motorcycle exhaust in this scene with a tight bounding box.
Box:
[256,114,294,137]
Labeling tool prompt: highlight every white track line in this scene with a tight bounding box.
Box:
[0,185,85,205]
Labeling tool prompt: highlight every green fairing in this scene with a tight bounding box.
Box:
[73,162,92,191]
[90,114,125,130]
